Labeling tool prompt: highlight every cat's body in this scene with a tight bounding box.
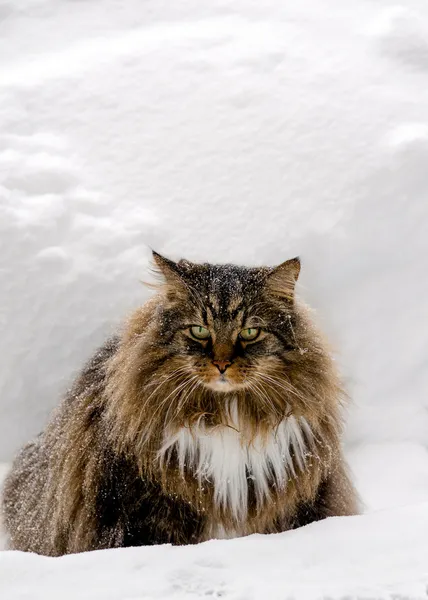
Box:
[2,254,358,555]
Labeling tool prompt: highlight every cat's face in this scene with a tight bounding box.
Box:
[153,252,302,396]
[109,253,335,455]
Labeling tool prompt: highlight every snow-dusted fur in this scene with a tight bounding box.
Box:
[2,254,358,555]
[160,409,313,521]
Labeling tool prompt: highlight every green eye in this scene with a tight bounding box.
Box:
[240,328,260,341]
[190,325,211,340]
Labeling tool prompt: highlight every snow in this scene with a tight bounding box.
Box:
[2,0,428,458]
[1,0,428,597]
[1,503,428,600]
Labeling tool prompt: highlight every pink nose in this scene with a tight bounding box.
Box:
[212,360,232,374]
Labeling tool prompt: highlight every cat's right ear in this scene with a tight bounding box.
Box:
[149,251,188,297]
[152,251,182,279]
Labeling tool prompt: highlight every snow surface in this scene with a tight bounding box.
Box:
[1,0,428,597]
[2,0,428,461]
[1,503,428,600]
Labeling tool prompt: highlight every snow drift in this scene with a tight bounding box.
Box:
[1,0,428,462]
[1,503,428,600]
[1,0,428,598]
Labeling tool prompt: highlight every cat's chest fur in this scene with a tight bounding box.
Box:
[158,406,312,533]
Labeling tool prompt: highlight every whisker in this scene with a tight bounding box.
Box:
[253,370,304,397]
[250,380,276,413]
[137,368,190,418]
[249,370,315,409]
[165,376,200,430]
[147,377,195,426]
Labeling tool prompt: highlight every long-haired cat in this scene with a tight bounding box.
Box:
[1,252,358,555]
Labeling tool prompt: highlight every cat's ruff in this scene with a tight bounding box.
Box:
[159,401,313,521]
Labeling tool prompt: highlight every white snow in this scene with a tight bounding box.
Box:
[2,0,428,457]
[1,0,428,597]
[1,502,428,600]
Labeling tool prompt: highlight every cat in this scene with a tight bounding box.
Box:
[1,252,358,555]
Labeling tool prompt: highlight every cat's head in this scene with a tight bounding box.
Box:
[150,251,307,397]
[108,252,340,455]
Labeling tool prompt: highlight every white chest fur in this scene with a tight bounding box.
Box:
[158,407,312,521]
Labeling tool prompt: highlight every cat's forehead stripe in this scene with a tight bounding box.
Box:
[205,305,215,328]
[187,265,266,325]
[208,295,220,313]
[228,296,244,314]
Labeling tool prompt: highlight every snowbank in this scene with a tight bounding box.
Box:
[2,0,428,462]
[1,504,428,599]
[1,1,428,597]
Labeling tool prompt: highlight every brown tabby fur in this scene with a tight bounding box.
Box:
[1,253,358,556]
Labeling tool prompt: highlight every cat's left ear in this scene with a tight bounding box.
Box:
[266,257,300,302]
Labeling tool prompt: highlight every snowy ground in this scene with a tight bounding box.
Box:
[1,502,428,600]
[1,0,428,597]
[2,0,428,461]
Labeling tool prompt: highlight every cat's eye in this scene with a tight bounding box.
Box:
[240,328,260,341]
[190,325,211,340]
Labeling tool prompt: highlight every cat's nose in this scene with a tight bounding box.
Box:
[212,360,232,374]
